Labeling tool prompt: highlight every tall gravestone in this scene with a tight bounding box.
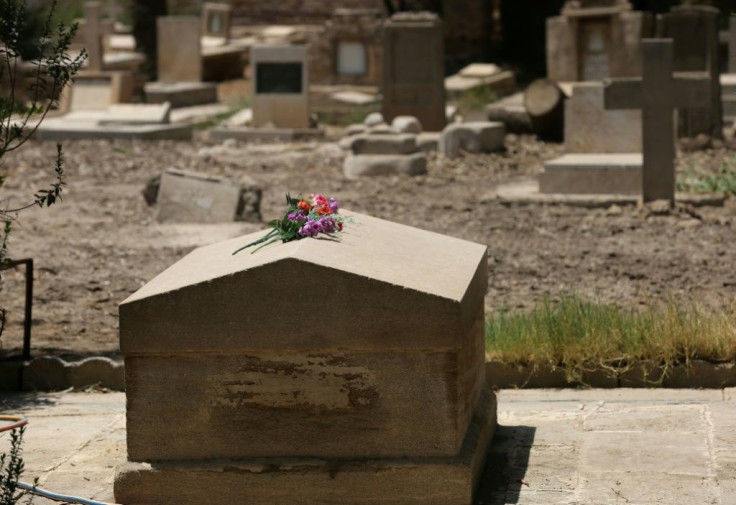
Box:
[546,0,653,82]
[604,39,711,203]
[382,12,446,132]
[157,16,202,82]
[114,212,496,505]
[201,2,232,42]
[82,1,113,72]
[251,45,309,129]
[657,5,722,139]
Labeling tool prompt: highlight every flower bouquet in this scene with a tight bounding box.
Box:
[233,194,349,255]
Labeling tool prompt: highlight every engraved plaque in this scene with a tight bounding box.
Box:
[256,63,303,94]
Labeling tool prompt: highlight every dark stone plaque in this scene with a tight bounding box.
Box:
[256,63,303,94]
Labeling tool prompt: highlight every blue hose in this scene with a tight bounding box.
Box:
[3,478,120,505]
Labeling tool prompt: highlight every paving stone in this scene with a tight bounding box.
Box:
[580,431,709,475]
[583,404,705,432]
[578,472,719,504]
[350,133,417,155]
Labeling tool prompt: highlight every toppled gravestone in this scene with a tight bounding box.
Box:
[144,168,261,223]
[439,121,506,158]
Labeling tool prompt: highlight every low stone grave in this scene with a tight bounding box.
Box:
[154,168,261,223]
[341,113,429,177]
[114,212,496,505]
[538,81,642,195]
[35,74,192,141]
[439,122,505,158]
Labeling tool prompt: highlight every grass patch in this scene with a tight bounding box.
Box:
[676,158,736,195]
[451,85,498,114]
[486,295,736,382]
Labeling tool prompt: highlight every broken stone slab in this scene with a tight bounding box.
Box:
[224,108,253,127]
[439,121,505,158]
[343,153,427,178]
[539,153,643,195]
[350,133,417,155]
[144,82,218,108]
[391,115,422,134]
[458,63,501,78]
[367,124,398,135]
[155,168,261,223]
[98,102,172,125]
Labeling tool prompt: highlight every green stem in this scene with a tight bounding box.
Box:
[232,229,278,255]
[251,236,282,254]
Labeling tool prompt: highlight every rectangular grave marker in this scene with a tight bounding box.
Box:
[157,16,202,83]
[251,45,309,128]
[83,1,113,72]
[201,2,232,42]
[604,39,710,202]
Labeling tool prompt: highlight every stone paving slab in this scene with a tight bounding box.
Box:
[0,388,733,504]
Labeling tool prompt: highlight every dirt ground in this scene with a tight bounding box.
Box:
[2,131,736,358]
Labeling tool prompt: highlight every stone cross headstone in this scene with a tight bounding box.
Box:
[657,5,722,139]
[604,39,710,203]
[382,12,446,131]
[83,1,113,72]
[251,45,309,129]
[113,212,496,505]
[157,16,202,83]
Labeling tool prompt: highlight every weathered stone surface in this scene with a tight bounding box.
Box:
[382,12,446,131]
[439,121,505,158]
[115,386,496,505]
[540,153,642,195]
[363,111,385,126]
[350,133,417,154]
[155,169,261,223]
[99,103,171,125]
[343,153,427,177]
[157,17,202,82]
[416,132,440,151]
[391,115,422,134]
[565,82,641,153]
[345,123,368,136]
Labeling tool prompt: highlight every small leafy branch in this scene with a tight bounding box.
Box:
[0,426,35,505]
[0,0,85,344]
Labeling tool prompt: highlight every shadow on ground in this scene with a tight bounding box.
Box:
[475,425,536,505]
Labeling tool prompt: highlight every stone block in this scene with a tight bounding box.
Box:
[345,123,368,136]
[364,111,385,126]
[115,387,496,505]
[391,115,422,134]
[155,169,261,223]
[350,133,417,155]
[343,153,427,178]
[416,132,440,151]
[439,122,505,158]
[540,153,642,195]
[565,82,641,153]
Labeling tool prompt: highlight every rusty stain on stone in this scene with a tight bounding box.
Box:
[213,353,380,411]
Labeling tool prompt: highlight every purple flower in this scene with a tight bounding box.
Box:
[320,217,336,234]
[288,210,307,223]
[329,197,339,214]
[298,218,322,237]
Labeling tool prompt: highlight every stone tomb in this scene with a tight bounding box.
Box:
[539,82,642,195]
[657,5,722,139]
[114,213,496,505]
[144,16,218,108]
[546,0,653,82]
[251,45,309,129]
[310,8,384,86]
[382,12,446,132]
